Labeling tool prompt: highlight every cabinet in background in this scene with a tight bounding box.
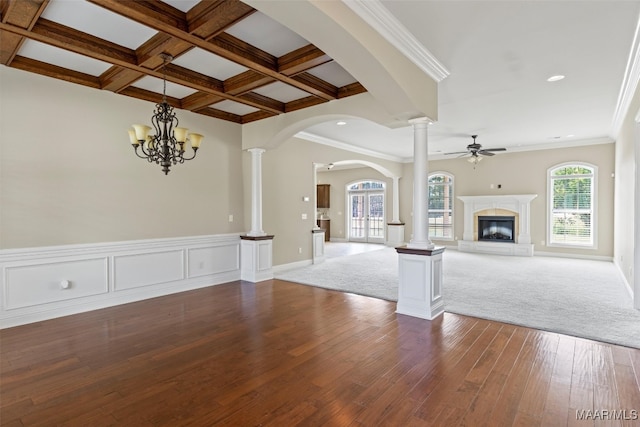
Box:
[317,184,330,208]
[317,219,330,242]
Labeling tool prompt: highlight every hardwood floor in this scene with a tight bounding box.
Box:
[1,279,639,426]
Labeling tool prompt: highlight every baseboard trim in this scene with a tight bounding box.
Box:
[613,259,634,298]
[273,259,312,274]
[535,251,613,262]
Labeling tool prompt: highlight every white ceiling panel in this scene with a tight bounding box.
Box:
[162,0,200,13]
[18,39,112,76]
[132,76,197,99]
[41,0,157,49]
[253,82,310,103]
[211,100,260,115]
[306,62,357,88]
[172,48,248,80]
[226,11,309,57]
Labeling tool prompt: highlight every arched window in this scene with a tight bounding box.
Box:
[428,172,454,240]
[548,163,596,247]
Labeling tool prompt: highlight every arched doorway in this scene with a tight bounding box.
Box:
[347,180,386,244]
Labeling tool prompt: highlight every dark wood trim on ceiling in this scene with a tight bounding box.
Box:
[0,0,367,124]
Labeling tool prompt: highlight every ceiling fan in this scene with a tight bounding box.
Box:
[444,135,506,165]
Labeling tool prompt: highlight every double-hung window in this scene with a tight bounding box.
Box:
[548,163,596,247]
[428,172,454,240]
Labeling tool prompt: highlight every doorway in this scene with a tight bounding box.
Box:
[348,181,385,244]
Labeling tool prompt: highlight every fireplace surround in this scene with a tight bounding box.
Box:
[458,194,537,256]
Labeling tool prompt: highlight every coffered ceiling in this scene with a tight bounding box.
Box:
[2,0,640,160]
[0,0,366,124]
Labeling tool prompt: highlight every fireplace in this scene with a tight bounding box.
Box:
[478,216,515,243]
[457,194,537,256]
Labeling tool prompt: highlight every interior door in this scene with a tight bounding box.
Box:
[349,191,385,243]
[366,192,385,243]
[349,193,366,242]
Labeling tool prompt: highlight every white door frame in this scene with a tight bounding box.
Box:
[346,180,386,243]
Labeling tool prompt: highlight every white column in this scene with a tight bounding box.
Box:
[407,117,434,249]
[247,148,266,237]
[313,163,321,229]
[391,176,401,223]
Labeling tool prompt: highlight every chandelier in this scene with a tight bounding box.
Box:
[127,54,203,175]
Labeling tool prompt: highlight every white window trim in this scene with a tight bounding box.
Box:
[546,161,598,249]
[428,171,455,241]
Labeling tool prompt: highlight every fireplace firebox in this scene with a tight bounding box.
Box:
[478,216,515,243]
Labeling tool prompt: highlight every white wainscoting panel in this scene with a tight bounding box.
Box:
[4,258,108,310]
[114,250,185,291]
[0,234,242,328]
[188,245,239,278]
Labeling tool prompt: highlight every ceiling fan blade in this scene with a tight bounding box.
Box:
[477,150,495,156]
[483,147,507,152]
[443,151,469,155]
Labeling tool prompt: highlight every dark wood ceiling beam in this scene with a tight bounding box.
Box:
[0,19,286,114]
[224,70,274,95]
[99,1,255,94]
[188,0,255,39]
[0,0,48,64]
[278,45,332,76]
[194,106,242,123]
[9,55,101,88]
[285,96,328,113]
[338,82,367,98]
[164,63,224,93]
[7,18,139,65]
[182,91,224,110]
[100,66,144,92]
[87,0,336,101]
[237,92,284,114]
[118,85,182,109]
[241,110,278,124]
[208,32,275,70]
[292,72,338,98]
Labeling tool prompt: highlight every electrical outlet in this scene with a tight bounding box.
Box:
[301,213,307,220]
[298,247,302,254]
[228,214,233,222]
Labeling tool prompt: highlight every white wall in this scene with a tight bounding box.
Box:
[614,84,640,295]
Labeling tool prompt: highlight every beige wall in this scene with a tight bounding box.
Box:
[258,137,401,266]
[317,167,393,240]
[417,143,616,257]
[0,67,245,249]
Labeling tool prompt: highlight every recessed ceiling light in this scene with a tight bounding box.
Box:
[566,134,575,138]
[336,121,347,126]
[547,75,565,82]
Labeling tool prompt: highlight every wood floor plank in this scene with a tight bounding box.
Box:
[1,279,638,426]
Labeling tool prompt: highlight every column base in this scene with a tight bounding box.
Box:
[386,223,405,247]
[395,246,445,320]
[312,229,325,264]
[240,235,274,283]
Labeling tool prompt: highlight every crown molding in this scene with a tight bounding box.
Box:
[343,0,450,83]
[613,14,640,134]
[295,131,408,163]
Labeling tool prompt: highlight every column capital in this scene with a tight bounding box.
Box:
[247,148,266,155]
[408,116,435,126]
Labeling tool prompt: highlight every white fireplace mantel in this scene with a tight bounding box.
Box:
[457,194,537,256]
